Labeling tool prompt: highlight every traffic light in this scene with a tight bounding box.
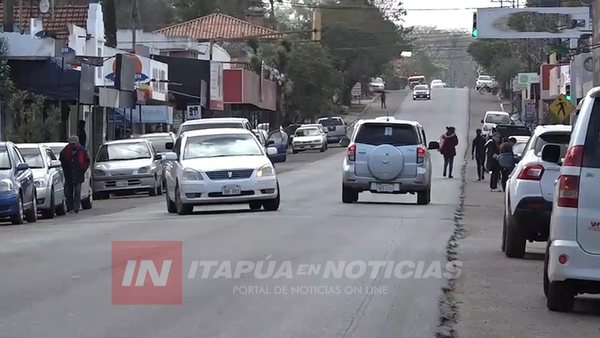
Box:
[472,12,478,38]
[565,84,571,101]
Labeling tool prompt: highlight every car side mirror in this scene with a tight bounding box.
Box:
[16,163,29,171]
[266,140,275,146]
[428,141,440,150]
[541,144,561,164]
[340,138,350,147]
[49,160,61,168]
[267,147,278,156]
[155,154,163,161]
[165,142,174,150]
[162,152,178,161]
[481,119,484,123]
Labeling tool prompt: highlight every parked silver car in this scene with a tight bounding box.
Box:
[92,139,164,199]
[342,117,438,204]
[16,144,66,218]
[163,128,280,215]
[292,126,327,153]
[45,142,93,210]
[317,116,347,143]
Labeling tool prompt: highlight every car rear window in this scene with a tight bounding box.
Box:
[318,118,343,127]
[485,114,510,124]
[179,122,242,134]
[355,123,419,146]
[583,99,600,168]
[534,132,570,157]
[414,85,428,90]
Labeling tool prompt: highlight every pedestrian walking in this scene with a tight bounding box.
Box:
[380,91,387,109]
[498,137,516,191]
[439,126,458,178]
[471,128,486,181]
[59,136,90,214]
[485,132,502,191]
[78,120,87,148]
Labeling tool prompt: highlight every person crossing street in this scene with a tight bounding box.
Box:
[59,136,90,214]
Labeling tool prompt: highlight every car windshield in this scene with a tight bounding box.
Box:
[183,134,263,159]
[179,122,241,134]
[534,132,571,157]
[142,136,173,152]
[485,114,510,124]
[318,118,343,127]
[355,123,418,146]
[18,148,45,168]
[479,76,491,81]
[296,128,320,137]
[0,146,11,170]
[414,85,428,90]
[96,142,151,162]
[432,80,442,84]
[513,142,527,156]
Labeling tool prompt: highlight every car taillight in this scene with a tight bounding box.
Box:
[347,144,356,162]
[516,164,544,180]
[563,145,584,167]
[557,175,580,208]
[417,146,426,164]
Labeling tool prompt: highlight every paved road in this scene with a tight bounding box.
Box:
[455,92,600,337]
[0,88,467,338]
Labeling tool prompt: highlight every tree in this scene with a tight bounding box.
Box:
[319,0,410,105]
[5,90,61,143]
[171,0,254,21]
[103,0,117,47]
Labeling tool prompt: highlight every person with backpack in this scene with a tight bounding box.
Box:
[485,132,502,191]
[59,136,91,214]
[439,126,458,178]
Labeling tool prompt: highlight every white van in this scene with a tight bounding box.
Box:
[481,111,510,137]
[543,88,600,312]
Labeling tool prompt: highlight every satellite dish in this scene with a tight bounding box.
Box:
[39,0,50,13]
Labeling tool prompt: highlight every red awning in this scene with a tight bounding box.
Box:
[223,69,276,111]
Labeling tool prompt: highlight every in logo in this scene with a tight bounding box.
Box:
[227,171,233,178]
[589,221,600,232]
[112,241,182,305]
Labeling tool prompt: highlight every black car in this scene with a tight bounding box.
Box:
[494,124,532,139]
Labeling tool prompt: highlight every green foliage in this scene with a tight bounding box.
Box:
[5,89,61,143]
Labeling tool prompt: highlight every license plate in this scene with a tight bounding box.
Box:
[116,180,128,187]
[371,183,398,193]
[222,185,241,196]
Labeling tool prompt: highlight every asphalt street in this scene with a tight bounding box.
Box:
[0,88,468,338]
[455,92,600,337]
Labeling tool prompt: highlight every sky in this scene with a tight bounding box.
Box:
[401,0,502,30]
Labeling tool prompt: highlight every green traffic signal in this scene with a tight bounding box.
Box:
[566,95,572,101]
[472,29,478,38]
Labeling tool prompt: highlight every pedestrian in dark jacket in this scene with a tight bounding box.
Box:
[472,128,486,181]
[59,136,90,213]
[380,91,387,109]
[440,126,458,178]
[78,120,87,148]
[485,132,502,191]
[498,137,516,192]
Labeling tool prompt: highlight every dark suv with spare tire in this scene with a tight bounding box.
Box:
[341,117,438,205]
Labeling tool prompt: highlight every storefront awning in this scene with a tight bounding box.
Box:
[108,106,173,124]
[9,58,80,101]
[223,69,276,112]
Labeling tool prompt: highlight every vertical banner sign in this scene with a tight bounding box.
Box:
[210,62,224,111]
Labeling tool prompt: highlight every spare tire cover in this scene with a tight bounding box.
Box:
[367,145,404,181]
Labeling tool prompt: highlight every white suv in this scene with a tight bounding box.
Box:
[342,118,438,205]
[544,88,600,312]
[503,125,571,258]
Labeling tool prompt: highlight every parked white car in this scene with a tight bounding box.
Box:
[292,126,327,153]
[163,129,281,214]
[476,75,493,88]
[481,111,510,137]
[16,144,66,218]
[502,125,571,258]
[430,79,445,88]
[45,142,93,210]
[544,89,600,312]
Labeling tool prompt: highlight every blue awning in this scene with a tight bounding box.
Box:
[9,58,80,101]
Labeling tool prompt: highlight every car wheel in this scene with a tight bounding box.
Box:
[11,194,24,225]
[165,188,177,214]
[81,194,92,210]
[25,192,37,223]
[149,178,158,197]
[41,188,55,219]
[292,149,298,154]
[543,242,550,297]
[175,185,193,215]
[249,201,262,210]
[157,179,163,196]
[342,184,359,203]
[320,144,326,152]
[547,281,574,312]
[505,215,526,258]
[417,185,431,205]
[56,195,67,216]
[262,183,280,211]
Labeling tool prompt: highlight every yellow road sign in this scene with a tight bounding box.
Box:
[548,94,575,122]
